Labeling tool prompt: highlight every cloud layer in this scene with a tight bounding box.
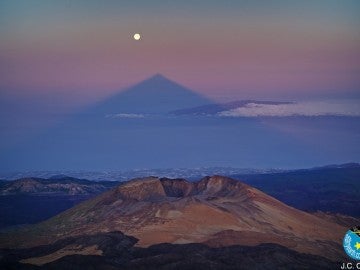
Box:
[218,100,360,117]
[105,113,145,119]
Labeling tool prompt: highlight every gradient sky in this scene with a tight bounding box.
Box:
[0,1,360,172]
[1,0,360,105]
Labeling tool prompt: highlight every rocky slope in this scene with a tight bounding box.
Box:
[0,231,336,270]
[0,176,349,261]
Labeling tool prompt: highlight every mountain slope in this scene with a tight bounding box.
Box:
[232,166,360,217]
[0,177,119,228]
[0,232,336,270]
[0,176,347,261]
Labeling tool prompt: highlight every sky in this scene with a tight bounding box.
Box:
[0,0,360,105]
[0,1,359,172]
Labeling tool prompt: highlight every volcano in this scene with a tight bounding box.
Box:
[1,176,347,261]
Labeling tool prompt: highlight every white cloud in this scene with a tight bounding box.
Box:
[105,113,145,119]
[218,100,360,117]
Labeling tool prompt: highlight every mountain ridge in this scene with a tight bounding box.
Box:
[0,175,347,261]
[0,177,118,195]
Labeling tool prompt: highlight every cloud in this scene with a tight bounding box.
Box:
[105,113,145,119]
[218,100,360,117]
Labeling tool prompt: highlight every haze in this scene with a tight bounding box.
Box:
[0,1,359,172]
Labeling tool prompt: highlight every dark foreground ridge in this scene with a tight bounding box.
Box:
[0,231,336,270]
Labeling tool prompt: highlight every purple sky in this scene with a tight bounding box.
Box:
[0,1,359,172]
[0,1,359,106]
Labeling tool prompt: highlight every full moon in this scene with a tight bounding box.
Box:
[133,33,141,41]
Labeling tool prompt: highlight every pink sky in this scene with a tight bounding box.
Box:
[0,1,359,104]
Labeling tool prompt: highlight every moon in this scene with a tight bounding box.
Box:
[133,33,141,41]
